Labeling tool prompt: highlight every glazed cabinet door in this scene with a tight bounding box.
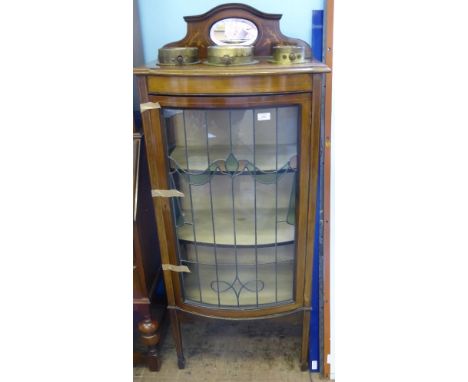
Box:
[144,93,313,316]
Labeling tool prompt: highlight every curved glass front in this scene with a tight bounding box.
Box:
[163,107,299,308]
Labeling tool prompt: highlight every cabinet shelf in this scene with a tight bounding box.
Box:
[181,243,295,265]
[177,208,294,246]
[170,144,297,172]
[182,259,294,267]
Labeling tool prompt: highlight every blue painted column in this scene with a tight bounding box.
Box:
[309,9,324,372]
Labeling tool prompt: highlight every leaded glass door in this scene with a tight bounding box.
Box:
[159,96,309,310]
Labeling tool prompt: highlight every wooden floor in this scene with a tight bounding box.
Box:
[134,317,332,382]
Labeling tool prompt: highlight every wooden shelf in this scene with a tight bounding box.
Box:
[170,144,297,172]
[181,243,295,265]
[134,59,331,77]
[177,208,294,246]
[182,261,294,307]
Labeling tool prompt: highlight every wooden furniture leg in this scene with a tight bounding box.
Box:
[138,317,161,372]
[300,310,311,371]
[170,310,185,369]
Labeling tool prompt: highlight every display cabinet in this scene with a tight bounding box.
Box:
[134,3,330,371]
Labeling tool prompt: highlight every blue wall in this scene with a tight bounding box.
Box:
[136,0,324,64]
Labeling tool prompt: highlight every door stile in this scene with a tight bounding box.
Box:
[293,95,313,306]
[304,74,323,307]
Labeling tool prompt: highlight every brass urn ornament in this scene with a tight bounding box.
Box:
[205,45,257,66]
[158,47,200,66]
[270,45,307,65]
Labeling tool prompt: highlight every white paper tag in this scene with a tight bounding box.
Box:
[162,264,191,273]
[140,102,160,113]
[257,112,271,121]
[311,360,318,370]
[151,189,185,198]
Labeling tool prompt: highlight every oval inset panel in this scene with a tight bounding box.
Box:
[210,18,258,46]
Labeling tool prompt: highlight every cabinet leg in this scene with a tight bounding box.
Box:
[300,310,311,371]
[147,346,161,372]
[138,316,161,372]
[169,309,185,369]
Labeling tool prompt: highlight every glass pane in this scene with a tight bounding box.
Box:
[163,106,298,308]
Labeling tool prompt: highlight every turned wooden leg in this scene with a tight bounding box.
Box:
[138,316,161,372]
[300,310,311,371]
[169,310,185,369]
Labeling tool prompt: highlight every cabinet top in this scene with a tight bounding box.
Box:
[134,4,330,77]
[133,59,330,77]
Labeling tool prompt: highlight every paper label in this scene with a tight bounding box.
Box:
[162,264,191,273]
[257,112,271,121]
[151,189,184,198]
[140,102,160,113]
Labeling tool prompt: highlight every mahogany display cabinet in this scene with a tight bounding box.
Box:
[134,3,330,371]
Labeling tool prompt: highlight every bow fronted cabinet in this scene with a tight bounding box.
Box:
[134,3,330,371]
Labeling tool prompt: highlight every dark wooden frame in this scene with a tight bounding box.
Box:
[134,3,330,372]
